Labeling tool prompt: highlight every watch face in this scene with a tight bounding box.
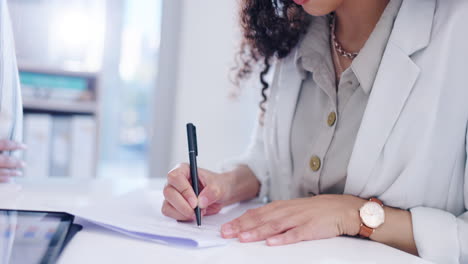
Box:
[359,201,385,229]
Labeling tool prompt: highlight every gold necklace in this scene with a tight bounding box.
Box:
[329,13,359,60]
[330,15,344,82]
[331,36,344,82]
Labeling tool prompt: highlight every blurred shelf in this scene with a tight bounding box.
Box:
[19,64,100,79]
[23,99,97,114]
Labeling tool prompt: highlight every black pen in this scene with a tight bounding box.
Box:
[186,123,201,226]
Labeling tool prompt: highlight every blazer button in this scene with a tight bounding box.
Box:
[327,112,337,127]
[309,156,321,172]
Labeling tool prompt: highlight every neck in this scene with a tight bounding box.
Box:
[334,0,390,53]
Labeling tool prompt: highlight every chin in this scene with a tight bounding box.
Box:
[301,6,333,16]
[301,0,343,16]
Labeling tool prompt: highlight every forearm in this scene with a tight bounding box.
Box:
[222,165,260,205]
[370,205,419,255]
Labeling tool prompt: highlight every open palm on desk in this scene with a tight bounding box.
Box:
[221,194,366,246]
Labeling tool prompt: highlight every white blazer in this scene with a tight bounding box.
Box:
[230,0,468,263]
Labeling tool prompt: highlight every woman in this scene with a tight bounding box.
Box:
[0,0,26,183]
[162,0,468,263]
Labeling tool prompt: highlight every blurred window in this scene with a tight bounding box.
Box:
[8,0,162,179]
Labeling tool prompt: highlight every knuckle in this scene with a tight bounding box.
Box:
[180,187,193,199]
[169,163,189,174]
[162,186,172,198]
[252,215,263,225]
[269,221,283,233]
[230,218,240,226]
[167,170,178,181]
[212,185,221,197]
[167,174,182,187]
[245,209,264,224]
[206,185,220,198]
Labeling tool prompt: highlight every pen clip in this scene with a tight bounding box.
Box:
[193,126,198,156]
[186,123,198,156]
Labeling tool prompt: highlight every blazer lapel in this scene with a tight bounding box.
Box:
[345,0,436,195]
[274,49,302,183]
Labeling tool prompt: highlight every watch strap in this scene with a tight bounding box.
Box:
[369,197,383,206]
[359,223,374,238]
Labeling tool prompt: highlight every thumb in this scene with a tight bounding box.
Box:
[198,184,222,209]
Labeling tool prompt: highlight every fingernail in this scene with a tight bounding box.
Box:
[267,238,280,245]
[198,196,208,209]
[20,161,26,168]
[19,144,27,150]
[222,224,233,235]
[188,197,197,209]
[240,232,251,241]
[13,171,22,177]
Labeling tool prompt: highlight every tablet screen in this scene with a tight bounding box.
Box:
[0,210,74,264]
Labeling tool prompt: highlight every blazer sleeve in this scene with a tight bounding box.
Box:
[409,133,468,264]
[221,115,271,201]
[221,62,282,202]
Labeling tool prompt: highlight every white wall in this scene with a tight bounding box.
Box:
[169,0,259,172]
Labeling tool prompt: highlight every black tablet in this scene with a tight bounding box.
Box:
[0,209,74,264]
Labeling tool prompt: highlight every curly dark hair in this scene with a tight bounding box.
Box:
[233,0,310,122]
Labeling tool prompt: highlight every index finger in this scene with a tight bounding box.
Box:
[0,140,26,151]
[167,163,198,208]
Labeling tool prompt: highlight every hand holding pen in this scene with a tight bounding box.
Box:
[161,124,228,223]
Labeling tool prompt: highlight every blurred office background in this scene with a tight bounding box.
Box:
[7,0,258,180]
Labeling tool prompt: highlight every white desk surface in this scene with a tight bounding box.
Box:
[0,177,433,264]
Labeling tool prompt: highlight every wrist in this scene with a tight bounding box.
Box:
[342,195,367,236]
[219,171,236,203]
[221,166,260,205]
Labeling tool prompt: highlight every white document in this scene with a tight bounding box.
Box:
[69,190,264,248]
[23,114,52,179]
[70,116,96,179]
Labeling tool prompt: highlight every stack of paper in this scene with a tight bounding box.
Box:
[23,114,97,179]
[69,190,263,248]
[23,114,52,179]
[69,116,96,179]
